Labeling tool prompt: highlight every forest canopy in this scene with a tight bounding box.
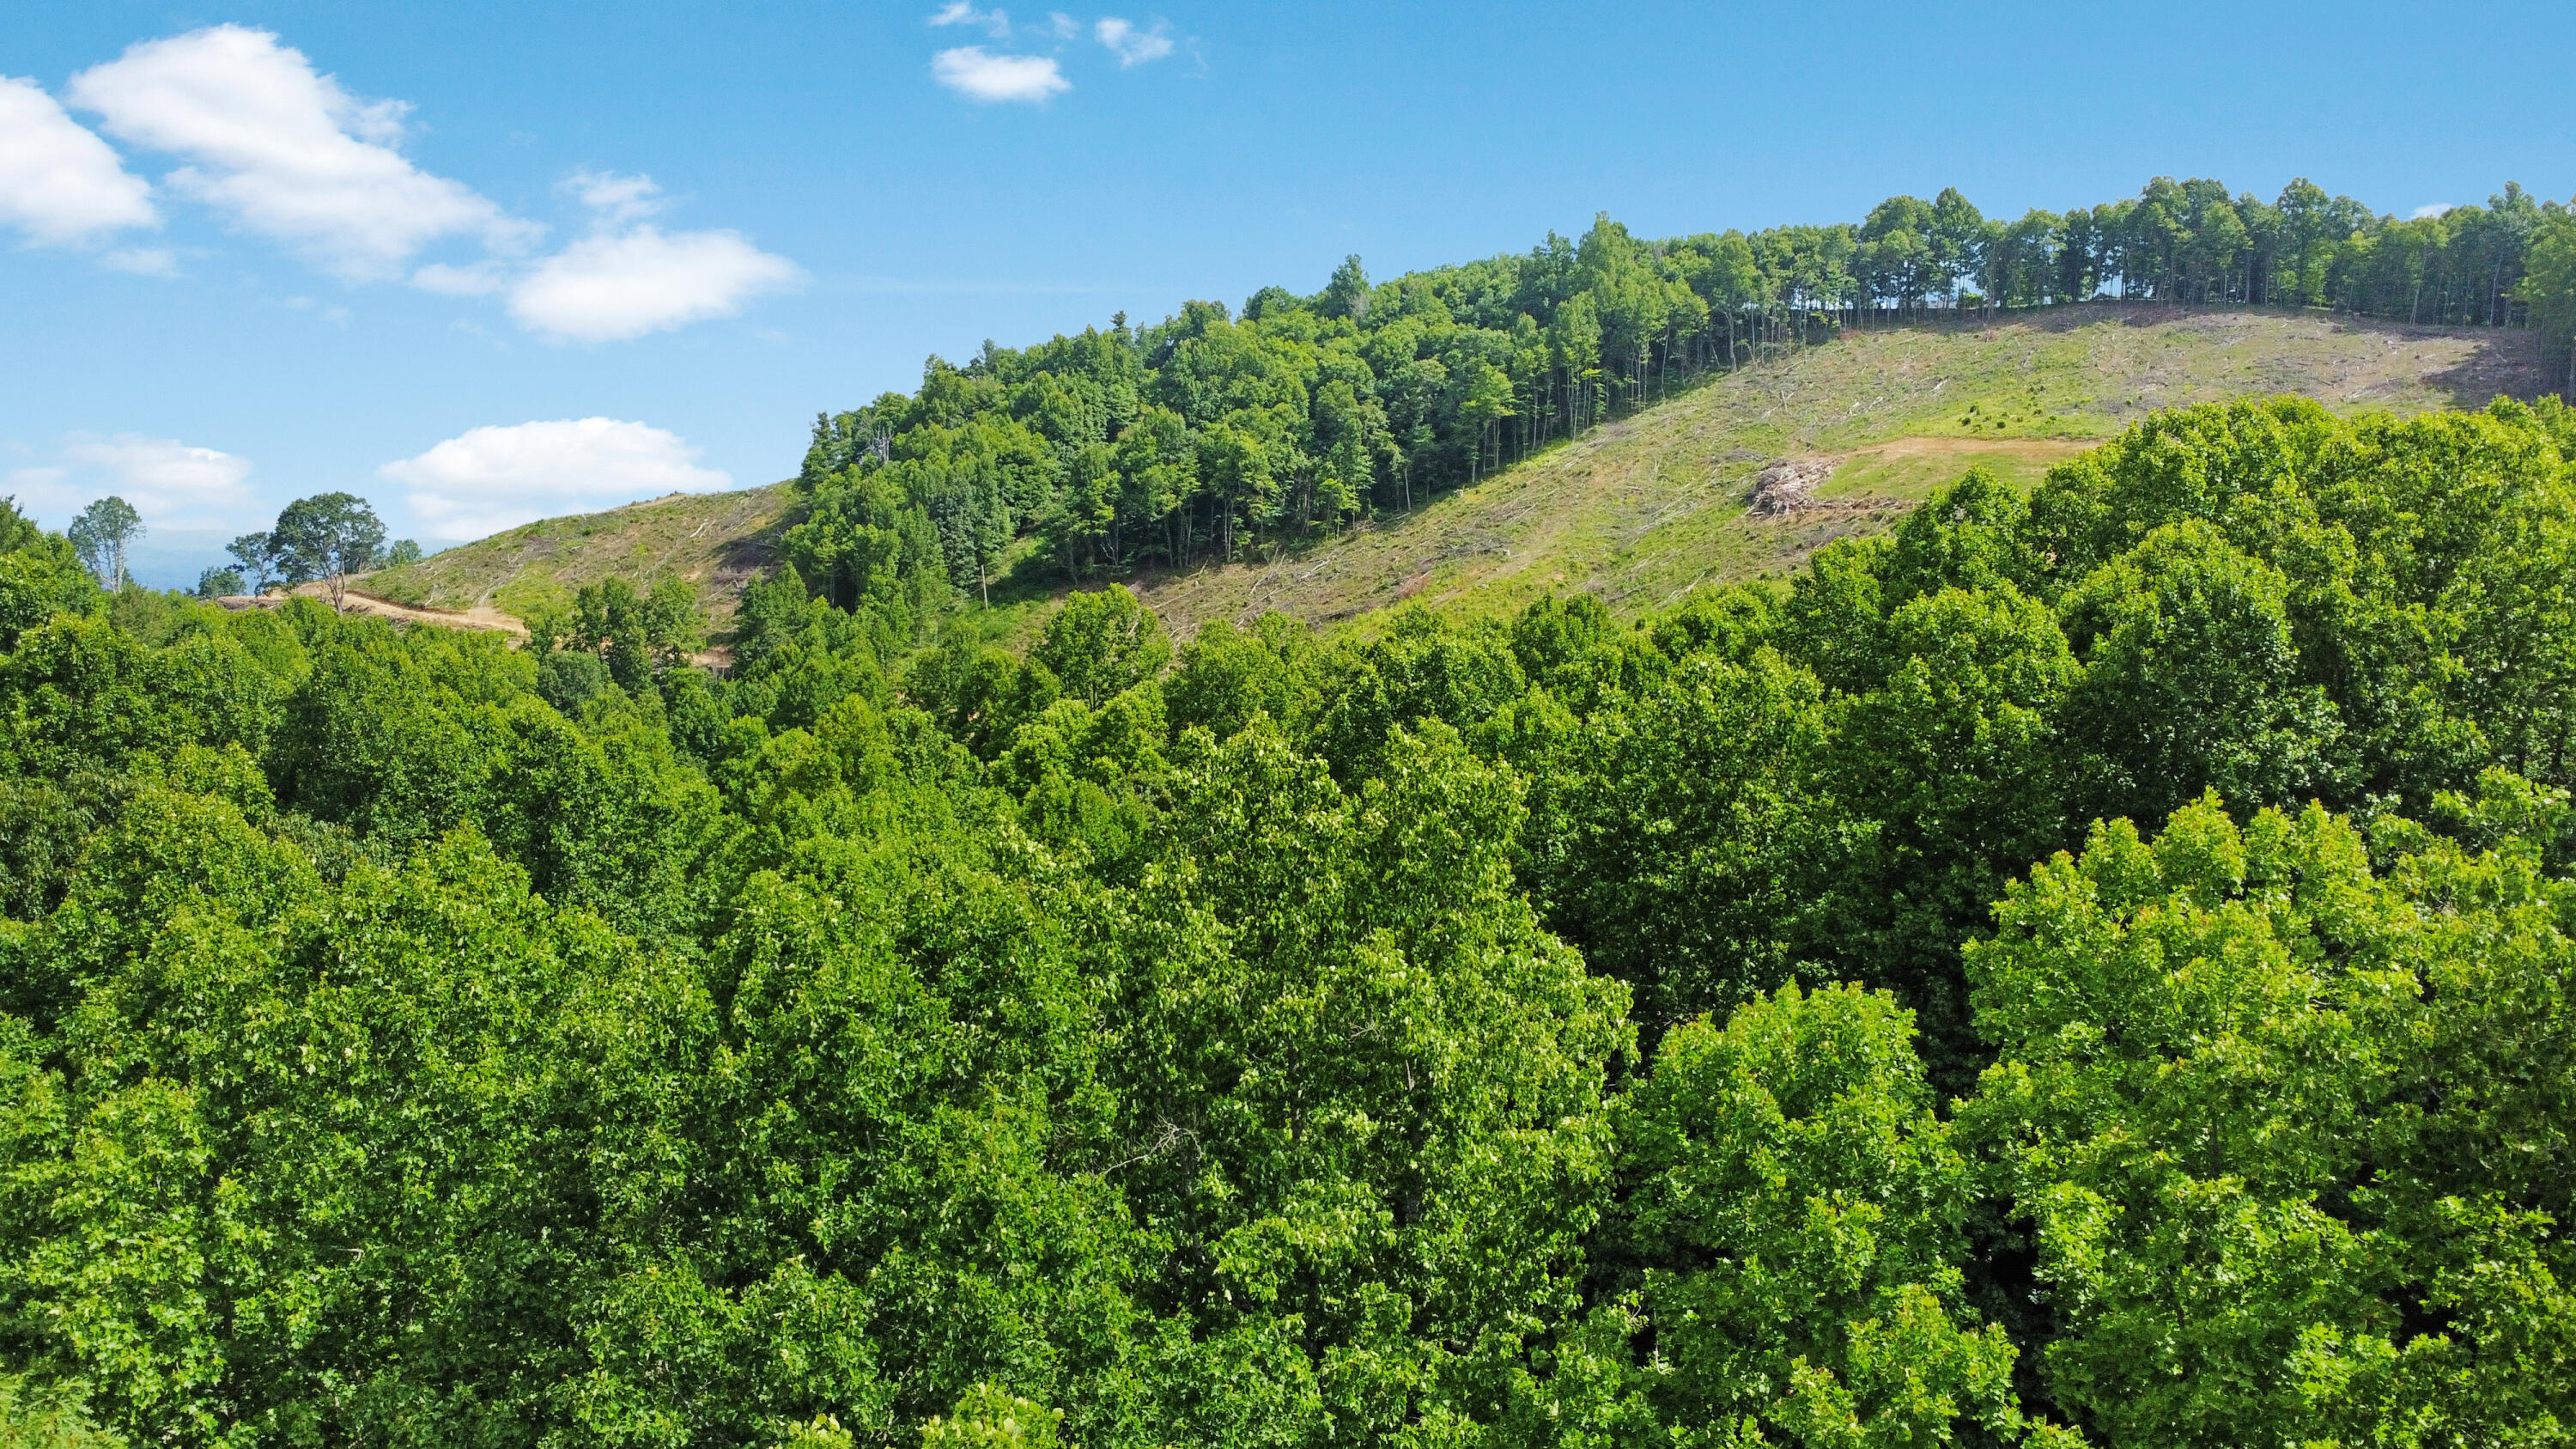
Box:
[2,389,2574,1446]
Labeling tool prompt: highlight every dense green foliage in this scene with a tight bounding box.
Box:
[790,179,2576,608]
[4,393,2576,1447]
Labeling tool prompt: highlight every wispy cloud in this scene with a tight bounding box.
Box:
[920,11,1178,104]
[100,246,179,277]
[932,46,1071,102]
[2412,203,2457,220]
[928,3,1012,39]
[1094,16,1173,67]
[411,259,508,295]
[562,168,665,224]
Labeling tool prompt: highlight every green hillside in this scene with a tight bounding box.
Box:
[359,479,796,627]
[999,302,2547,640]
[354,305,2542,648]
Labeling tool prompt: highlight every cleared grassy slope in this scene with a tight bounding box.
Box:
[358,303,2546,646]
[1111,303,2547,638]
[360,481,796,627]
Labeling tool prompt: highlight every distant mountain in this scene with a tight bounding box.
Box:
[120,527,237,592]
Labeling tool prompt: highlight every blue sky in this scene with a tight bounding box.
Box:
[3,0,2569,587]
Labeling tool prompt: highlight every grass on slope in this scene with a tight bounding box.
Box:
[355,303,2546,650]
[1103,302,2545,638]
[361,482,796,628]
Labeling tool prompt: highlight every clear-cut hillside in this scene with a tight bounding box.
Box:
[360,481,797,629]
[368,305,2549,643]
[1110,304,2548,638]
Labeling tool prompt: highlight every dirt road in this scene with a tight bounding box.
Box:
[221,585,529,636]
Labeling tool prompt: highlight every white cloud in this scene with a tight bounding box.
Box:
[7,433,257,531]
[403,167,795,341]
[52,26,791,344]
[66,25,537,279]
[380,418,731,540]
[0,75,158,246]
[562,167,664,224]
[507,226,800,342]
[2412,203,2457,220]
[1048,11,1080,37]
[932,46,1070,102]
[929,3,1012,38]
[1094,17,1173,66]
[100,247,179,277]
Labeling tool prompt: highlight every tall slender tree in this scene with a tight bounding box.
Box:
[67,496,142,591]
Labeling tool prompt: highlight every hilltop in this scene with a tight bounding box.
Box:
[358,479,795,628]
[358,305,2545,646]
[960,303,2547,642]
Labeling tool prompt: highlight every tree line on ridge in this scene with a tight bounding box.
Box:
[787,175,2576,615]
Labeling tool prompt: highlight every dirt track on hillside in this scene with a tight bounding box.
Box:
[236,586,741,670]
[301,584,529,635]
[222,585,530,636]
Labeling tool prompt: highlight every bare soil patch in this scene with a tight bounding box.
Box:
[221,586,529,636]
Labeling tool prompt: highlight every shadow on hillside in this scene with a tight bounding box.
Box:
[2416,329,2553,408]
[1907,301,2552,408]
[708,514,792,596]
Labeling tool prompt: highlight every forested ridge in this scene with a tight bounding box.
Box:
[4,388,2576,1446]
[786,175,2576,619]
